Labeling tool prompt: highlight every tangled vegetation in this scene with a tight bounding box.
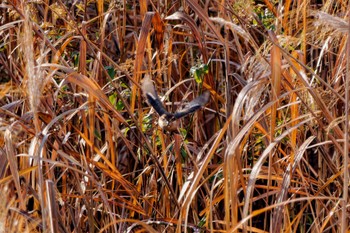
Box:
[1,0,350,232]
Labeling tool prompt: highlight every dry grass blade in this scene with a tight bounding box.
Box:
[4,129,24,209]
[0,186,9,231]
[45,180,59,233]
[269,31,282,141]
[314,11,348,33]
[131,12,155,112]
[152,12,164,51]
[185,0,225,44]
[65,73,126,123]
[166,11,208,62]
[272,136,315,231]
[179,126,229,232]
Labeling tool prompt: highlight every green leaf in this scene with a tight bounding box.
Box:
[105,66,115,79]
[190,63,209,84]
[200,64,209,74]
[108,93,117,106]
[116,99,124,111]
[142,115,152,132]
[179,128,187,138]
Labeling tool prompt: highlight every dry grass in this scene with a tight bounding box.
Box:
[1,0,350,232]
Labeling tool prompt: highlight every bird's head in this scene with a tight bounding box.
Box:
[158,114,178,132]
[158,114,169,129]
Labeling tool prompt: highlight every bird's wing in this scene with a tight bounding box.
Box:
[173,91,210,119]
[141,75,173,118]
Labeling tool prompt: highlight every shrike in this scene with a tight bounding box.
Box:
[141,75,210,130]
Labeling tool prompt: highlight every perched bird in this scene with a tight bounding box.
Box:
[141,75,210,130]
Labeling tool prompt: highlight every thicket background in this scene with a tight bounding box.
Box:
[1,0,349,232]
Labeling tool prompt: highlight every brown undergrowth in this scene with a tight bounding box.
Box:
[0,0,350,232]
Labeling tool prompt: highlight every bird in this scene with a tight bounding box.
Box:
[141,75,210,130]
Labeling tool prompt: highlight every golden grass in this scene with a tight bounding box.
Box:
[1,0,350,232]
